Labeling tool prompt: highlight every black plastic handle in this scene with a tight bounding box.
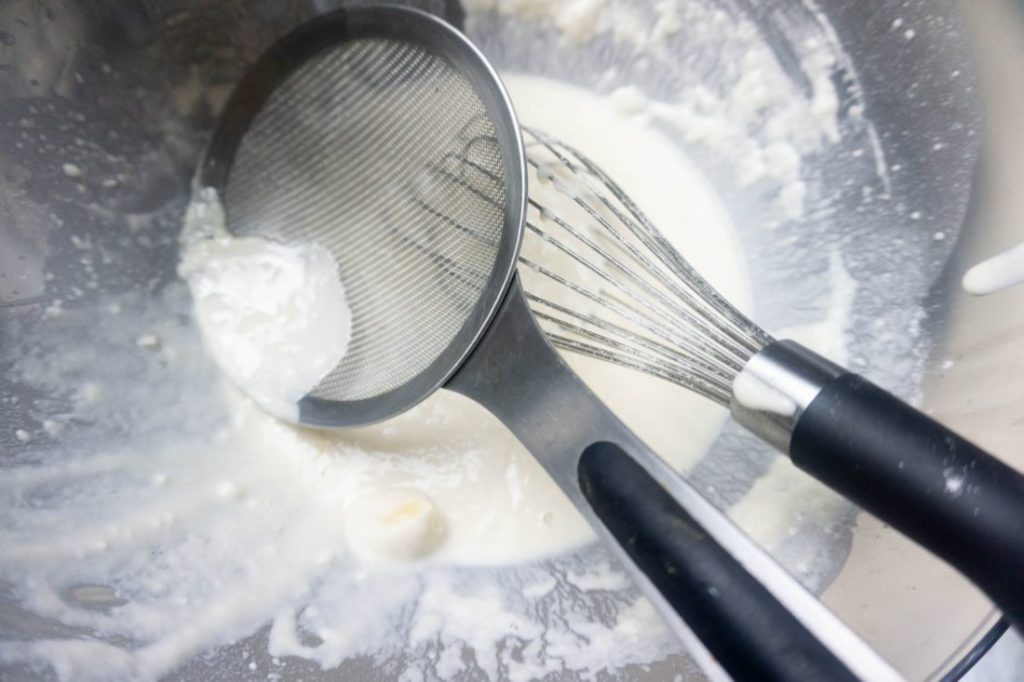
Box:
[790,373,1024,626]
[578,441,859,682]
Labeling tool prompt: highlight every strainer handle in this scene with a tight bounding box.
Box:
[448,280,902,682]
[577,440,861,682]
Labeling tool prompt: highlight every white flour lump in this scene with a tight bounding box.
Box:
[178,188,352,421]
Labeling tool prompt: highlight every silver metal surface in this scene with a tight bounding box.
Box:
[730,340,845,451]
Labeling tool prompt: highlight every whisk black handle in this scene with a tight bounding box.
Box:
[579,441,861,682]
[789,372,1024,627]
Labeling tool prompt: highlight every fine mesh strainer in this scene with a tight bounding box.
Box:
[198,6,900,680]
[199,7,522,426]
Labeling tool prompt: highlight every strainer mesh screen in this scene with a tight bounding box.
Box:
[225,39,506,402]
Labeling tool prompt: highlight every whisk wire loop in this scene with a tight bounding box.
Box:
[519,128,770,405]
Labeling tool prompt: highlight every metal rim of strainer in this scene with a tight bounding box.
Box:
[197,5,527,427]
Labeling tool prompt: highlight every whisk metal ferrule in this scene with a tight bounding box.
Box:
[728,340,844,452]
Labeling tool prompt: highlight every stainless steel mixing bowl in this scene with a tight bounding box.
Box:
[1,0,1021,679]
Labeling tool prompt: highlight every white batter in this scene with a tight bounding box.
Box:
[178,189,352,421]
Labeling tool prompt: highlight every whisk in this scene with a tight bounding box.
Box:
[518,128,1024,627]
[520,128,771,407]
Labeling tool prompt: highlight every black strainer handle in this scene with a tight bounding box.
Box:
[578,441,859,682]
